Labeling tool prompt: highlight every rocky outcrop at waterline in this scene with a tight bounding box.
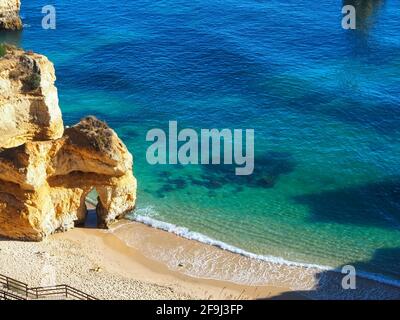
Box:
[0,48,137,241]
[0,0,22,30]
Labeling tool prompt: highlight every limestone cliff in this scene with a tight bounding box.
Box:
[0,46,64,149]
[0,0,22,30]
[0,49,137,241]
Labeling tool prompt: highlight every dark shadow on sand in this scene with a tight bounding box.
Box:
[264,247,400,300]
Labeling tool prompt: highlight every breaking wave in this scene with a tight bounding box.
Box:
[121,206,400,290]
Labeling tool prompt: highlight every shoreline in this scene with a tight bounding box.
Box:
[97,218,400,300]
[0,204,300,300]
[0,204,399,299]
[57,226,299,300]
[128,211,400,290]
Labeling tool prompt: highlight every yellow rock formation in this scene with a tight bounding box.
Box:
[0,46,64,149]
[0,49,137,241]
[0,0,22,30]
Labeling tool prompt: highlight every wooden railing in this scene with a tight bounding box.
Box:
[28,285,97,300]
[0,274,28,299]
[0,273,97,300]
[0,289,26,300]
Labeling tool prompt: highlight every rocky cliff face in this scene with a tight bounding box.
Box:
[0,49,137,241]
[0,0,22,30]
[0,46,64,149]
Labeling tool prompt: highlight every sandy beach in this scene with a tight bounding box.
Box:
[0,203,298,300]
[1,203,400,300]
[0,224,296,300]
[1,0,400,303]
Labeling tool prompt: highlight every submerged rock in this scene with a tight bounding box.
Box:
[0,0,22,30]
[0,49,137,241]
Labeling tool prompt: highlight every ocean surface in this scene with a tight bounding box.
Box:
[3,0,400,287]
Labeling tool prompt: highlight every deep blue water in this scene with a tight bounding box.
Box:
[3,0,400,284]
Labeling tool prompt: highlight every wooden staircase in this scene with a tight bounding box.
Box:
[0,274,97,300]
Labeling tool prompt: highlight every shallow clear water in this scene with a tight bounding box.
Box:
[4,0,400,283]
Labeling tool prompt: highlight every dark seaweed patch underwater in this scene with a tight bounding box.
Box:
[14,0,400,284]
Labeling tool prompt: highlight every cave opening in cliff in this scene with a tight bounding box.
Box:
[84,207,98,228]
[84,188,98,228]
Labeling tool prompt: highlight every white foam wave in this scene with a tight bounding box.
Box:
[123,206,400,289]
[133,214,331,270]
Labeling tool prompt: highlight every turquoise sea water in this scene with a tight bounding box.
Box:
[3,0,400,284]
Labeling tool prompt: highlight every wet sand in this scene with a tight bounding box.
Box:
[1,206,399,300]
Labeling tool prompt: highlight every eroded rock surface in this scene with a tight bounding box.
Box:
[0,116,137,240]
[0,0,22,30]
[0,46,64,149]
[0,49,137,241]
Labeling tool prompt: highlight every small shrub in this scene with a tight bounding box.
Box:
[66,116,115,152]
[78,117,114,151]
[24,73,41,91]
